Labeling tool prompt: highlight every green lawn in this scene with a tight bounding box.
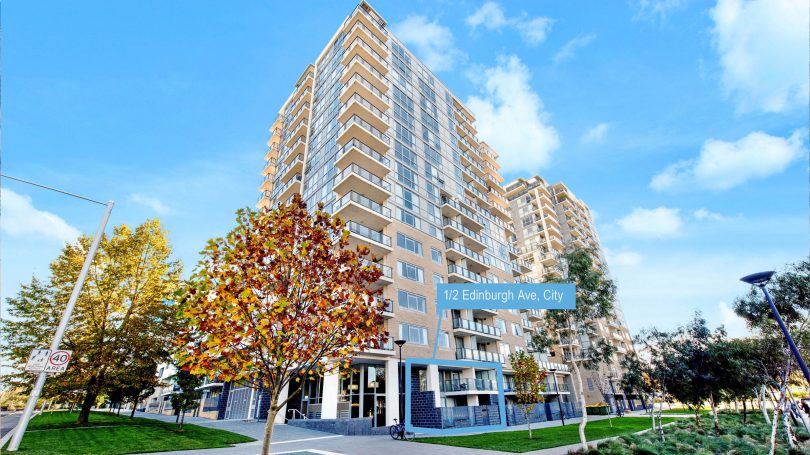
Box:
[4,411,255,455]
[417,417,680,453]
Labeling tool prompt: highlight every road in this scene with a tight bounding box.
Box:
[0,412,22,439]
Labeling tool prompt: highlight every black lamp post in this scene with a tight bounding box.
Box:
[395,339,406,422]
[550,368,565,426]
[740,271,810,387]
[608,376,623,417]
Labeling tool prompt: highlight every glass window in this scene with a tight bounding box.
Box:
[432,273,444,284]
[397,289,426,313]
[398,261,424,282]
[439,331,450,348]
[512,323,522,337]
[399,323,428,345]
[495,318,506,333]
[499,342,510,357]
[430,248,442,264]
[397,232,423,255]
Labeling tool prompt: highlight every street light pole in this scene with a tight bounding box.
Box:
[550,368,565,426]
[7,199,114,451]
[740,271,810,387]
[394,339,406,422]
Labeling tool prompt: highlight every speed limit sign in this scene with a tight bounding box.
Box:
[43,350,72,373]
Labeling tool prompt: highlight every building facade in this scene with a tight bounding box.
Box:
[504,176,639,411]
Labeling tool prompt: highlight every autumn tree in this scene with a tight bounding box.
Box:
[0,220,182,424]
[510,351,548,439]
[530,248,617,451]
[174,195,387,455]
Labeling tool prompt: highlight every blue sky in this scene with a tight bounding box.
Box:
[3,0,808,338]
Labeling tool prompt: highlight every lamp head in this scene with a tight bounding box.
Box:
[394,339,406,347]
[740,271,775,286]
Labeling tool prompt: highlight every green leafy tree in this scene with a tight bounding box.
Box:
[0,220,182,424]
[530,248,617,450]
[169,369,203,429]
[509,351,547,439]
[175,195,387,455]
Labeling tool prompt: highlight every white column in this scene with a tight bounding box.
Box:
[321,369,340,419]
[274,383,289,423]
[461,368,479,406]
[427,364,441,407]
[385,358,400,425]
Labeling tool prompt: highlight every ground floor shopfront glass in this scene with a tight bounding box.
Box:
[338,363,387,426]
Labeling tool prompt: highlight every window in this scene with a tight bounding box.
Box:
[398,289,426,313]
[512,323,522,337]
[438,331,450,348]
[499,342,510,357]
[432,273,444,284]
[397,233,422,255]
[398,261,424,282]
[400,323,428,345]
[431,248,442,264]
[495,318,506,334]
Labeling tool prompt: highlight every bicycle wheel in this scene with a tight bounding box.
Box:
[389,425,400,440]
[402,429,415,441]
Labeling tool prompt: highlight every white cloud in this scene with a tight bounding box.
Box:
[617,207,683,239]
[466,55,560,173]
[581,122,610,144]
[711,0,809,113]
[692,208,727,221]
[466,2,554,45]
[651,129,807,191]
[131,193,171,214]
[718,301,751,338]
[1,189,80,243]
[633,0,689,21]
[605,248,643,267]
[553,34,595,63]
[392,16,466,72]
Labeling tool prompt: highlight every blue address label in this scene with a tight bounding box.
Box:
[436,283,576,311]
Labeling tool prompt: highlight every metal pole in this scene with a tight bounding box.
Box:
[397,345,403,422]
[7,201,114,451]
[760,286,810,387]
[551,370,565,426]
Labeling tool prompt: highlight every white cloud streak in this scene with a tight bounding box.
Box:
[554,34,595,63]
[617,207,683,239]
[131,193,171,214]
[466,55,560,173]
[466,2,554,45]
[392,16,466,72]
[1,189,81,243]
[651,129,807,191]
[581,123,610,144]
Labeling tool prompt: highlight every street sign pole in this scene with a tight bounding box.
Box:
[7,201,114,452]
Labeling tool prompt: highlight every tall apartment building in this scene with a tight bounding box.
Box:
[251,1,584,432]
[505,176,638,411]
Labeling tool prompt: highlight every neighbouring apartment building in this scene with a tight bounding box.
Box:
[504,176,639,409]
[166,1,641,432]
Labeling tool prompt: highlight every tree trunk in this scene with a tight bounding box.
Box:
[180,409,186,430]
[261,392,280,455]
[130,404,136,419]
[769,403,780,455]
[761,386,771,424]
[77,391,98,424]
[571,360,588,451]
[742,398,747,424]
[694,407,701,427]
[649,393,656,431]
[525,404,532,439]
[710,393,720,436]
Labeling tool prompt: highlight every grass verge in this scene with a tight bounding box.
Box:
[416,417,679,453]
[4,410,254,455]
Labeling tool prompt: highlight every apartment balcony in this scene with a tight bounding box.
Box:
[336,138,391,176]
[340,54,388,95]
[539,252,558,267]
[285,118,309,148]
[365,336,395,356]
[611,331,624,342]
[440,378,496,394]
[455,348,504,364]
[361,259,393,290]
[342,21,389,61]
[462,166,488,194]
[443,218,486,251]
[452,318,501,341]
[377,297,394,318]
[260,175,274,193]
[571,238,585,249]
[334,163,391,203]
[277,174,302,202]
[440,197,485,231]
[285,86,312,118]
[615,345,629,355]
[444,240,489,273]
[473,308,499,318]
[282,136,306,162]
[278,154,304,183]
[337,93,390,133]
[557,337,580,348]
[521,319,533,330]
[549,236,564,251]
[605,318,623,329]
[542,383,571,394]
[526,309,543,321]
[345,221,392,257]
[339,73,390,115]
[289,100,310,128]
[507,244,521,259]
[537,361,570,373]
[343,8,388,44]
[262,158,277,176]
[336,113,391,156]
[447,263,490,284]
[265,142,279,161]
[334,191,391,231]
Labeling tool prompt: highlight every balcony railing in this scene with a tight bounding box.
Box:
[440,378,497,392]
[339,114,391,147]
[345,21,388,55]
[345,221,391,246]
[342,73,391,106]
[344,54,388,88]
[443,218,485,244]
[361,259,393,280]
[341,93,391,126]
[336,163,390,192]
[447,264,490,284]
[441,197,486,226]
[336,191,391,218]
[445,240,489,265]
[452,318,501,337]
[455,348,504,363]
[345,36,388,67]
[339,138,391,167]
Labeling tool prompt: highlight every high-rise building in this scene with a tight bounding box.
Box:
[252,1,587,431]
[505,176,637,410]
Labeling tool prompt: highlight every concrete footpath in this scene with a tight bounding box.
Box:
[135,412,655,455]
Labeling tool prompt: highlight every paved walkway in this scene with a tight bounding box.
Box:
[134,412,656,455]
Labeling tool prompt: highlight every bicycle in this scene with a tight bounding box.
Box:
[389,418,414,441]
